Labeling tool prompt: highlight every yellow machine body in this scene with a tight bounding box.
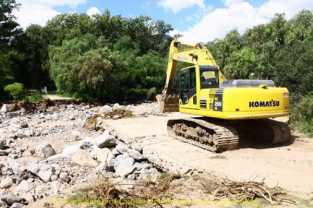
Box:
[161,40,289,120]
[179,66,289,120]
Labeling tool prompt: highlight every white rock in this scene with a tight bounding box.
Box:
[96,132,117,148]
[132,144,143,154]
[127,149,145,161]
[10,203,24,208]
[139,168,160,181]
[6,160,21,175]
[0,104,7,113]
[114,155,135,177]
[112,148,121,157]
[0,177,13,189]
[26,162,40,174]
[37,165,56,182]
[0,193,26,206]
[51,175,58,181]
[90,148,114,163]
[115,143,128,154]
[50,181,63,195]
[113,103,125,111]
[99,105,113,114]
[17,180,33,192]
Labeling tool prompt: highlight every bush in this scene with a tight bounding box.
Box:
[4,82,25,100]
[24,90,43,103]
[291,95,313,135]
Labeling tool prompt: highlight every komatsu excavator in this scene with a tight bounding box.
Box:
[158,40,292,152]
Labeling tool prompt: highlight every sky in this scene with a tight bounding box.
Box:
[14,0,313,42]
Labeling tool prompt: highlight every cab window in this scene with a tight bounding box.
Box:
[200,68,219,88]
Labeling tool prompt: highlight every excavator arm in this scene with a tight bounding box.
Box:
[158,39,225,112]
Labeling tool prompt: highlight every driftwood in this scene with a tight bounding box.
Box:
[210,180,295,204]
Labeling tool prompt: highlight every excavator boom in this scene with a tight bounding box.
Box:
[159,39,225,112]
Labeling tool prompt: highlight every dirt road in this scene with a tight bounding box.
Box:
[106,113,313,195]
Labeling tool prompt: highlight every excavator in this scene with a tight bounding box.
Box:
[158,39,293,152]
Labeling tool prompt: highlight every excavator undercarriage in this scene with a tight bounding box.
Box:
[167,117,292,153]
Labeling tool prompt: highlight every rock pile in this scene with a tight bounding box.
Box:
[0,102,162,207]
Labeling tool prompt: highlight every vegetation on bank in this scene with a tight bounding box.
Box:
[207,11,313,135]
[1,0,313,134]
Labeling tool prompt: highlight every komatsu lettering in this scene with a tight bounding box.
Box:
[249,100,280,108]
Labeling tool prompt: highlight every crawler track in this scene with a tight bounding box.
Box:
[167,118,292,153]
[167,118,240,152]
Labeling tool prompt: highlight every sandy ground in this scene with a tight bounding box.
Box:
[106,113,313,195]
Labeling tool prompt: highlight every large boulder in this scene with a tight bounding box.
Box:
[113,155,136,177]
[37,165,56,183]
[114,143,128,155]
[127,149,145,162]
[99,105,113,114]
[95,132,117,148]
[26,162,40,175]
[90,148,114,163]
[112,103,125,111]
[0,177,13,189]
[0,193,27,206]
[16,180,34,193]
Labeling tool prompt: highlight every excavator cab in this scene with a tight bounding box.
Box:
[178,66,219,107]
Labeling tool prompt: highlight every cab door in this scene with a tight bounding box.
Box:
[179,67,198,110]
[198,66,220,111]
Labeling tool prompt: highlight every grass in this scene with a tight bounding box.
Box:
[295,120,313,137]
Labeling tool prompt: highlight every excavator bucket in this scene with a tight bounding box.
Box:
[156,94,179,113]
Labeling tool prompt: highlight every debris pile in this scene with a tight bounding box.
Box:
[199,178,294,205]
[69,174,179,208]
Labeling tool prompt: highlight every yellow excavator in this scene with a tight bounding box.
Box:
[158,39,292,152]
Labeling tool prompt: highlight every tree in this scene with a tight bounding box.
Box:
[0,0,20,47]
[18,25,52,88]
[0,0,22,96]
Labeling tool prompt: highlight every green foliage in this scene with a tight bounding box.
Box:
[4,82,25,100]
[0,0,25,98]
[291,95,313,135]
[47,13,170,101]
[208,10,313,134]
[24,90,43,103]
